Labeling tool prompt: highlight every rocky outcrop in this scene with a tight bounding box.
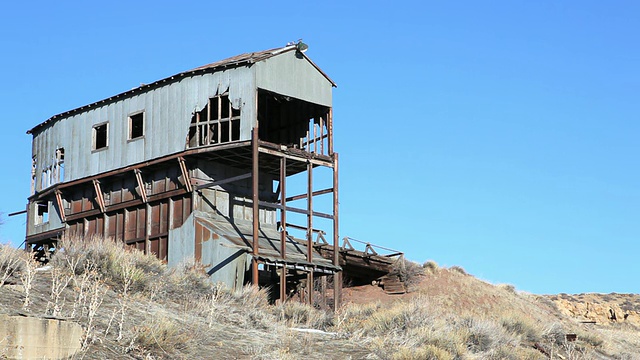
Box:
[548,293,640,327]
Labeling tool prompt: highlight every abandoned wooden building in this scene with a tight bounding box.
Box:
[25,43,405,308]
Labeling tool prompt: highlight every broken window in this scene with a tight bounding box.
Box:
[41,169,50,190]
[128,112,144,140]
[188,94,240,148]
[31,155,37,194]
[92,122,108,150]
[257,89,330,154]
[53,148,65,184]
[35,201,49,224]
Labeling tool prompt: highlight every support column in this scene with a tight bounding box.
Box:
[333,152,341,311]
[279,157,287,304]
[307,161,313,305]
[251,127,260,286]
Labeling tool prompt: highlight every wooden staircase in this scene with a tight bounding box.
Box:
[379,274,406,295]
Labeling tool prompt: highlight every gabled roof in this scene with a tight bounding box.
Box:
[27,45,336,135]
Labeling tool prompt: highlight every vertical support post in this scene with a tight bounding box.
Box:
[279,157,287,304]
[307,161,313,305]
[333,152,341,311]
[320,116,325,155]
[321,276,327,309]
[145,203,151,255]
[328,108,334,155]
[251,127,260,286]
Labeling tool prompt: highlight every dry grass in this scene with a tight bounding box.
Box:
[0,237,638,359]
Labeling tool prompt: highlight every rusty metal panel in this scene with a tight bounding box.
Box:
[172,197,184,228]
[115,211,124,241]
[160,201,168,234]
[106,212,117,239]
[124,209,136,241]
[150,236,168,261]
[150,202,161,236]
[136,207,146,239]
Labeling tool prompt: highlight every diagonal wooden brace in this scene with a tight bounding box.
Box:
[177,157,193,193]
[134,169,148,203]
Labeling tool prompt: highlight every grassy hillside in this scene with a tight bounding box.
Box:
[1,238,639,359]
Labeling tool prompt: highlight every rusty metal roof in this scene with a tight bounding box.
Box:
[27,45,336,135]
[195,215,339,271]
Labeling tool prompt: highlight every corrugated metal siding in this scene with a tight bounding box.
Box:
[32,66,256,188]
[255,51,333,107]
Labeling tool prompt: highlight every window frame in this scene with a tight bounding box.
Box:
[128,111,145,141]
[188,93,241,148]
[92,121,109,152]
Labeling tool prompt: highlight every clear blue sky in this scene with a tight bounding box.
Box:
[1,1,638,295]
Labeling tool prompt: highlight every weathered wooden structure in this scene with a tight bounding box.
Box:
[25,43,343,307]
[25,43,408,307]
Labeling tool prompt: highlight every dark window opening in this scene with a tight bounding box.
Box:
[187,94,241,147]
[129,112,144,140]
[93,123,108,150]
[36,201,49,224]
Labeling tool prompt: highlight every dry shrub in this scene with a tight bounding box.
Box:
[460,317,518,353]
[498,283,517,294]
[389,259,424,290]
[160,260,212,306]
[133,316,191,355]
[276,301,333,330]
[392,345,453,360]
[52,235,164,294]
[361,296,434,336]
[0,243,25,286]
[422,260,439,273]
[577,331,603,348]
[500,313,542,343]
[449,265,467,275]
[543,323,566,346]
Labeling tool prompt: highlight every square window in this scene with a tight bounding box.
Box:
[93,123,109,150]
[129,112,144,140]
[36,201,49,224]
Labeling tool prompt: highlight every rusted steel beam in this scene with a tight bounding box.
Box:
[301,134,328,150]
[320,116,325,155]
[7,210,27,216]
[307,161,313,305]
[328,108,334,155]
[194,172,252,190]
[333,152,340,311]
[251,127,259,286]
[134,169,148,203]
[177,157,193,193]
[285,223,325,234]
[92,180,106,213]
[257,146,334,168]
[279,156,287,304]
[285,187,333,202]
[54,190,66,223]
[258,201,333,220]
